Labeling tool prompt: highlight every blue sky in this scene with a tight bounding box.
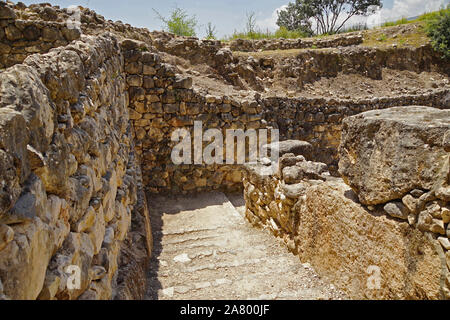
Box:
[20,0,449,38]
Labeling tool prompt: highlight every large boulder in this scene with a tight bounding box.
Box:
[295,180,448,299]
[0,181,70,300]
[339,106,450,205]
[0,65,55,154]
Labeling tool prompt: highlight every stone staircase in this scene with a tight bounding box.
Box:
[145,191,346,300]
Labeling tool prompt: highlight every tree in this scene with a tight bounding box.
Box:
[426,6,450,59]
[205,22,217,40]
[153,6,198,37]
[245,12,258,36]
[276,3,314,35]
[277,0,382,35]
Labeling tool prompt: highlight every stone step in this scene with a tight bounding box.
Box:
[145,192,347,300]
[156,232,270,261]
[150,255,302,291]
[157,243,268,263]
[154,262,339,300]
[153,230,289,276]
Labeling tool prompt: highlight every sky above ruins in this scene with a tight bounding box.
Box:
[20,0,450,38]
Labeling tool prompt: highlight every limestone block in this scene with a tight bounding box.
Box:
[2,175,46,225]
[0,224,14,251]
[0,218,56,300]
[0,111,29,220]
[263,140,313,159]
[45,232,95,300]
[384,201,409,220]
[339,107,450,205]
[5,25,22,41]
[0,3,16,19]
[295,180,447,299]
[0,65,55,152]
[24,48,85,103]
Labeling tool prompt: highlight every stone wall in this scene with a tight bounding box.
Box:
[122,39,274,194]
[0,1,449,301]
[234,44,450,92]
[0,1,160,70]
[229,34,363,52]
[123,36,450,193]
[152,30,362,55]
[243,107,450,299]
[0,33,151,300]
[262,91,449,173]
[0,2,82,68]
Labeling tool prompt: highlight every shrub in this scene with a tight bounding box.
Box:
[205,22,217,40]
[153,7,198,37]
[426,7,450,59]
[274,26,310,38]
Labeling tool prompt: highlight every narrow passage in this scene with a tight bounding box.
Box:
[145,192,346,300]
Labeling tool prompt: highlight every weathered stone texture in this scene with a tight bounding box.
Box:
[0,1,449,301]
[0,33,151,300]
[339,106,450,205]
[121,39,269,194]
[295,181,446,299]
[262,93,449,174]
[244,106,450,299]
[228,34,363,52]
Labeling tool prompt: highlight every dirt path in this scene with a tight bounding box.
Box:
[145,191,346,300]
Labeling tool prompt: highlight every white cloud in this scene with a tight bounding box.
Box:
[336,0,447,28]
[255,5,287,31]
[256,0,448,33]
[375,0,447,24]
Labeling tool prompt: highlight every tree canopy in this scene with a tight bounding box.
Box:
[277,0,382,35]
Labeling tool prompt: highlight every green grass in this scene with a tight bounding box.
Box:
[223,27,309,41]
[380,6,450,28]
[381,17,409,27]
[362,24,429,48]
[360,5,450,49]
[416,7,450,22]
[224,7,449,50]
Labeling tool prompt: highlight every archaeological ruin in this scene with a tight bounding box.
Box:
[0,2,448,300]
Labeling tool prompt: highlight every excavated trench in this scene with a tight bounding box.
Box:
[0,2,449,300]
[144,192,347,300]
[138,32,450,299]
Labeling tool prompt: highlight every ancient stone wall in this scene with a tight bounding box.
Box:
[243,107,450,299]
[122,39,273,194]
[0,1,159,70]
[151,29,362,55]
[123,36,450,192]
[0,1,449,301]
[228,34,363,52]
[262,92,449,172]
[0,2,83,68]
[0,33,151,300]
